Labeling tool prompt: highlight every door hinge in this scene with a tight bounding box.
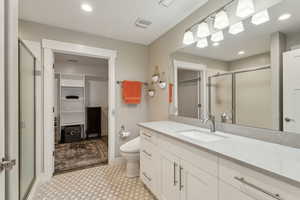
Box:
[53,107,55,113]
[0,158,16,172]
[53,151,55,157]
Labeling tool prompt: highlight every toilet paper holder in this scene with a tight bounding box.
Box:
[119,125,131,139]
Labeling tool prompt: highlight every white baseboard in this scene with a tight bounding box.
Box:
[109,156,126,165]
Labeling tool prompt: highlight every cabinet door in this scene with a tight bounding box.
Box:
[180,160,218,200]
[160,150,181,200]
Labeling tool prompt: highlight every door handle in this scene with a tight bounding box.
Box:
[173,162,178,186]
[179,166,184,191]
[285,117,295,122]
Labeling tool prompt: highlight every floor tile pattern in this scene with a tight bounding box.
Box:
[34,164,155,200]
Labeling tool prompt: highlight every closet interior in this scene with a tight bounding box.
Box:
[53,53,109,174]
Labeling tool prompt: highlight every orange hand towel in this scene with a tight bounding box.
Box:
[169,84,173,103]
[122,81,142,104]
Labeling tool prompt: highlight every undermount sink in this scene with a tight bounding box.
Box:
[176,129,227,142]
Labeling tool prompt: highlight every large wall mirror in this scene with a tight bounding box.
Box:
[169,0,300,134]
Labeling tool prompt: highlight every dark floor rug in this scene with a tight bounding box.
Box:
[54,137,108,174]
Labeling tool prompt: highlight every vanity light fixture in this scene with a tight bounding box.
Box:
[81,3,93,12]
[278,13,291,21]
[229,21,244,35]
[251,9,270,25]
[211,31,224,42]
[214,10,230,30]
[236,0,255,18]
[238,50,245,55]
[212,42,220,47]
[183,30,195,45]
[197,22,210,38]
[197,38,208,48]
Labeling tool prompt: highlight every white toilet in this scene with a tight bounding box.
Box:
[120,136,140,178]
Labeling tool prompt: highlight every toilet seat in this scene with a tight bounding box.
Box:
[120,137,140,153]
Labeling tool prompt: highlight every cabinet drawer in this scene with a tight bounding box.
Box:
[140,152,154,191]
[219,158,300,200]
[140,137,154,160]
[140,128,157,144]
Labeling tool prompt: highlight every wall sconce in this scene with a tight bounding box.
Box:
[152,66,160,83]
[158,72,167,89]
[148,82,156,97]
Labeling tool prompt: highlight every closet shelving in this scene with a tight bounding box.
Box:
[58,73,86,139]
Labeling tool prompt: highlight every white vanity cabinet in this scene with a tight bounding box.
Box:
[139,127,300,200]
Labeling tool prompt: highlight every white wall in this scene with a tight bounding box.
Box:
[19,20,149,157]
[228,53,271,71]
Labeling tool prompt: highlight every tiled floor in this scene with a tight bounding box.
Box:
[34,164,155,200]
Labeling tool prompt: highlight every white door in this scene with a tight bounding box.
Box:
[1,0,19,199]
[0,0,5,198]
[283,49,300,133]
[43,48,55,178]
[160,150,181,200]
[180,160,218,200]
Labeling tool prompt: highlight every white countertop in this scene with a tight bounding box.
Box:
[138,121,300,184]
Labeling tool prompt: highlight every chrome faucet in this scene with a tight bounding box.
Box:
[201,115,216,133]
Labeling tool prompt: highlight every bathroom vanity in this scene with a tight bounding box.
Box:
[138,121,300,200]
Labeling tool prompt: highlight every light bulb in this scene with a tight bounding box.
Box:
[214,11,229,30]
[196,38,208,48]
[252,9,270,25]
[183,30,194,45]
[211,31,224,42]
[229,22,244,35]
[236,0,255,18]
[197,22,210,38]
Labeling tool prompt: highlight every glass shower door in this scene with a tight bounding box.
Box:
[19,40,36,200]
[209,74,233,123]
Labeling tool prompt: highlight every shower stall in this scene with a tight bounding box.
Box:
[208,65,272,129]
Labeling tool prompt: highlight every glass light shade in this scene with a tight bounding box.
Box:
[148,89,155,97]
[159,81,167,89]
[214,11,229,29]
[197,22,210,38]
[229,22,244,35]
[196,38,208,48]
[251,9,270,25]
[152,74,159,83]
[211,31,224,42]
[236,0,255,18]
[183,30,194,45]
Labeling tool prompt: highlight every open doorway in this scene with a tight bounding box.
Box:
[53,53,109,174]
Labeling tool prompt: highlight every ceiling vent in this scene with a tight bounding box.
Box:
[135,18,152,29]
[159,0,175,7]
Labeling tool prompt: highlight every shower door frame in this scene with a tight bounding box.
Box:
[208,65,271,124]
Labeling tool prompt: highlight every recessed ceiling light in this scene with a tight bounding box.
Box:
[278,13,291,21]
[81,3,93,12]
[238,51,245,55]
[212,42,220,47]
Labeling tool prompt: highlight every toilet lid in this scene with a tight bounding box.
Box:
[120,137,140,153]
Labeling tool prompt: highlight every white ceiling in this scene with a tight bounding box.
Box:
[20,0,208,45]
[178,0,300,61]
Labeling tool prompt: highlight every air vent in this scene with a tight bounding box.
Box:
[135,18,152,29]
[159,0,175,7]
[67,59,78,63]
